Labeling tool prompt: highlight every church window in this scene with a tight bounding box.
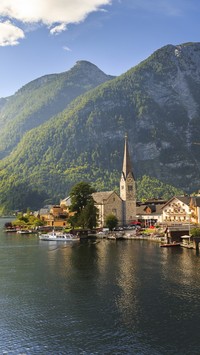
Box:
[128,185,133,191]
[121,186,124,189]
[112,209,117,215]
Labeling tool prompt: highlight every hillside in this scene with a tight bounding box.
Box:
[0,61,114,159]
[1,42,200,211]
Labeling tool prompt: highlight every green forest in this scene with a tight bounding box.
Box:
[0,44,200,213]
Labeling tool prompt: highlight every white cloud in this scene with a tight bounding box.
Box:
[50,23,67,35]
[63,46,72,51]
[0,21,25,46]
[0,0,111,27]
[0,0,111,46]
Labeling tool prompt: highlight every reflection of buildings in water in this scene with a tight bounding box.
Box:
[160,247,199,301]
[90,240,141,325]
[94,240,115,277]
[114,243,141,325]
[45,242,74,279]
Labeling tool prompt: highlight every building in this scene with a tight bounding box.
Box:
[92,191,123,227]
[136,199,166,226]
[93,134,136,227]
[39,204,68,227]
[190,196,200,224]
[162,196,191,224]
[120,133,136,224]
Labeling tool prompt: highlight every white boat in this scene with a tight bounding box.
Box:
[107,234,116,240]
[39,231,80,242]
[17,229,36,234]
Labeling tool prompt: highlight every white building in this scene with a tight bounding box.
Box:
[162,196,191,224]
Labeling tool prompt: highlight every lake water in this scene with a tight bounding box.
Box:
[0,218,200,354]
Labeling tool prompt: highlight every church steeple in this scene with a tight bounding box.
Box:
[120,133,136,225]
[122,133,135,180]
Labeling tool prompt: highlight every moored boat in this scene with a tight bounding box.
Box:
[17,229,37,234]
[39,231,80,242]
[160,242,180,247]
[4,228,18,233]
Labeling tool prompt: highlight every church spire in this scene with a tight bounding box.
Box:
[122,133,134,180]
[120,133,136,224]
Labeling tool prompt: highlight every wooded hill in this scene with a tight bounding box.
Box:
[1,43,200,211]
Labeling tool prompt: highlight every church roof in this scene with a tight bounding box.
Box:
[122,133,135,179]
[92,191,117,204]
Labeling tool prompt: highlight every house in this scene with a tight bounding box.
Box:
[136,199,166,226]
[190,196,200,224]
[60,196,71,211]
[39,204,68,227]
[162,196,191,224]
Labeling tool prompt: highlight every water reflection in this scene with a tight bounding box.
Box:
[1,219,200,354]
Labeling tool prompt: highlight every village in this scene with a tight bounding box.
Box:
[5,134,200,250]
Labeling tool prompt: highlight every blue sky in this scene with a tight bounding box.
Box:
[0,0,200,97]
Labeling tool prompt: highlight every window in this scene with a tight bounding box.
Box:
[128,185,133,192]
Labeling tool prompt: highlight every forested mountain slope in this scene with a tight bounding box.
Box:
[1,42,200,211]
[0,61,114,159]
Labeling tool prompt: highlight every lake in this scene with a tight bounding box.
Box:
[0,218,200,354]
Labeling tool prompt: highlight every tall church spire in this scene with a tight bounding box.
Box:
[122,133,134,180]
[120,133,136,225]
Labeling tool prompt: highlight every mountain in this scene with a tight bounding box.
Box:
[1,42,200,211]
[0,60,115,159]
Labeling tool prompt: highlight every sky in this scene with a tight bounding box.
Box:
[0,0,200,97]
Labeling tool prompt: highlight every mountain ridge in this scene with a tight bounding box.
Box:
[0,60,115,159]
[0,42,200,210]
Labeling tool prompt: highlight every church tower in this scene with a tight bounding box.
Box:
[120,134,136,225]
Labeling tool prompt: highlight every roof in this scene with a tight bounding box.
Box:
[190,196,200,207]
[60,196,71,206]
[122,133,135,180]
[92,191,119,204]
[136,203,163,216]
[162,196,190,209]
[137,199,167,206]
[39,208,51,215]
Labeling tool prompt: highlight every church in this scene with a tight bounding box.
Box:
[92,134,136,227]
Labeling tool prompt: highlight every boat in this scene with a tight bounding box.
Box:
[17,229,37,234]
[107,235,116,240]
[160,242,180,247]
[4,228,18,233]
[39,231,80,242]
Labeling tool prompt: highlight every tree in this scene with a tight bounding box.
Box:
[191,227,200,238]
[79,200,98,229]
[105,214,118,231]
[69,182,97,229]
[70,182,95,214]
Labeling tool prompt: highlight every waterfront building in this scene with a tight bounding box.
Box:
[39,204,68,227]
[136,199,166,226]
[190,196,200,224]
[162,196,191,224]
